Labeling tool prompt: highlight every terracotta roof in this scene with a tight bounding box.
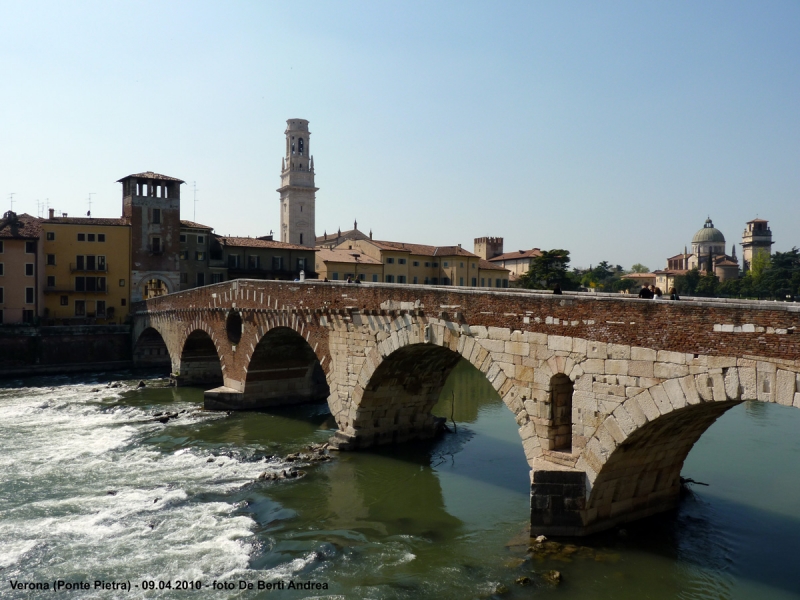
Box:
[715,259,739,266]
[44,216,128,226]
[666,252,693,260]
[477,259,509,272]
[316,248,382,265]
[180,220,214,230]
[0,212,41,239]
[218,236,312,251]
[488,248,542,262]
[653,269,688,275]
[315,228,371,242]
[117,171,185,183]
[747,218,769,223]
[368,239,477,258]
[625,273,657,279]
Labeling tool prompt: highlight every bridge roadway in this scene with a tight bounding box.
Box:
[132,279,800,536]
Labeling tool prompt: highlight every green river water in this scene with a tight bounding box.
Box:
[2,360,800,599]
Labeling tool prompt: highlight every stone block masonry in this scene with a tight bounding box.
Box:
[133,280,800,536]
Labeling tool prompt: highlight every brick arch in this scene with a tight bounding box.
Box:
[132,319,178,371]
[577,363,800,531]
[175,323,226,387]
[334,320,538,460]
[240,320,330,407]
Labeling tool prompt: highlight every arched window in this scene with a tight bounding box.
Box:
[298,138,304,155]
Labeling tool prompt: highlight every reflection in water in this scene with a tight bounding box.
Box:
[3,370,800,599]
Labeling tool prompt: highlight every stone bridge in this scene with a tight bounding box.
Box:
[132,280,800,536]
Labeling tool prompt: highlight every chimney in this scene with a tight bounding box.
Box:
[49,208,54,219]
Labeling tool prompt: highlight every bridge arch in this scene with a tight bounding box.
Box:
[334,320,541,461]
[132,326,172,370]
[573,363,800,533]
[175,327,224,387]
[242,325,330,407]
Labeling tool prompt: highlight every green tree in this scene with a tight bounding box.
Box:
[519,249,576,290]
[749,250,771,279]
[630,263,650,273]
[674,268,701,295]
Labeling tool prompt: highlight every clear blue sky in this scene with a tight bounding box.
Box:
[2,1,798,271]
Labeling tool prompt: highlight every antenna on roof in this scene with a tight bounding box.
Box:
[193,181,199,221]
[87,193,95,217]
[8,193,15,211]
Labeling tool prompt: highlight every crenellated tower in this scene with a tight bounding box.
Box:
[277,119,317,248]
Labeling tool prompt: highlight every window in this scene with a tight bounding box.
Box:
[496,279,501,287]
[26,241,36,253]
[86,255,96,270]
[358,273,365,281]
[211,273,223,283]
[119,279,125,287]
[121,299,126,306]
[25,287,34,304]
[472,278,477,286]
[152,208,161,224]
[180,273,188,284]
[25,264,34,276]
[47,276,55,287]
[151,237,161,253]
[98,277,106,291]
[413,261,419,267]
[398,275,406,283]
[195,251,206,261]
[96,301,106,317]
[0,241,3,252]
[197,235,205,244]
[179,251,188,260]
[443,262,449,267]
[431,277,438,284]
[332,272,339,280]
[424,261,430,267]
[372,274,378,282]
[60,295,68,306]
[443,277,451,285]
[180,234,187,243]
[386,257,395,264]
[87,233,95,242]
[47,254,55,265]
[248,255,259,269]
[22,310,34,323]
[0,264,3,275]
[76,255,85,270]
[46,232,55,241]
[459,277,464,286]
[77,233,85,241]
[413,277,418,284]
[424,277,429,284]
[297,258,306,271]
[398,258,406,265]
[0,309,3,323]
[97,256,105,270]
[228,255,240,268]
[503,279,509,288]
[472,263,476,269]
[432,262,438,268]
[481,278,485,287]
[272,256,283,271]
[385,275,395,283]
[75,277,85,292]
[460,262,464,268]
[75,300,85,317]
[98,234,105,242]
[196,273,205,287]
[299,233,303,245]
[86,277,96,292]
[0,288,3,302]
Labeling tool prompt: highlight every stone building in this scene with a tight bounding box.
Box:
[41,211,131,324]
[315,220,372,249]
[473,237,542,284]
[0,212,43,324]
[179,220,217,290]
[315,247,383,281]
[326,238,509,287]
[216,236,315,280]
[118,171,184,301]
[279,119,316,248]
[741,218,773,272]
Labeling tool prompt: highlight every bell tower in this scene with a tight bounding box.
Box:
[278,119,317,248]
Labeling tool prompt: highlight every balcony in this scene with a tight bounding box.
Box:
[70,262,108,273]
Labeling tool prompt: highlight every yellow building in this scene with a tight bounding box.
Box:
[41,213,131,324]
[315,248,383,281]
[327,238,510,287]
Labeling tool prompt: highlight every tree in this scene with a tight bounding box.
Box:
[630,263,650,273]
[519,249,576,290]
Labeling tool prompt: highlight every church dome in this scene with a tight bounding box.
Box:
[692,218,726,244]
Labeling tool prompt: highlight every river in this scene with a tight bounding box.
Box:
[2,361,800,599]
